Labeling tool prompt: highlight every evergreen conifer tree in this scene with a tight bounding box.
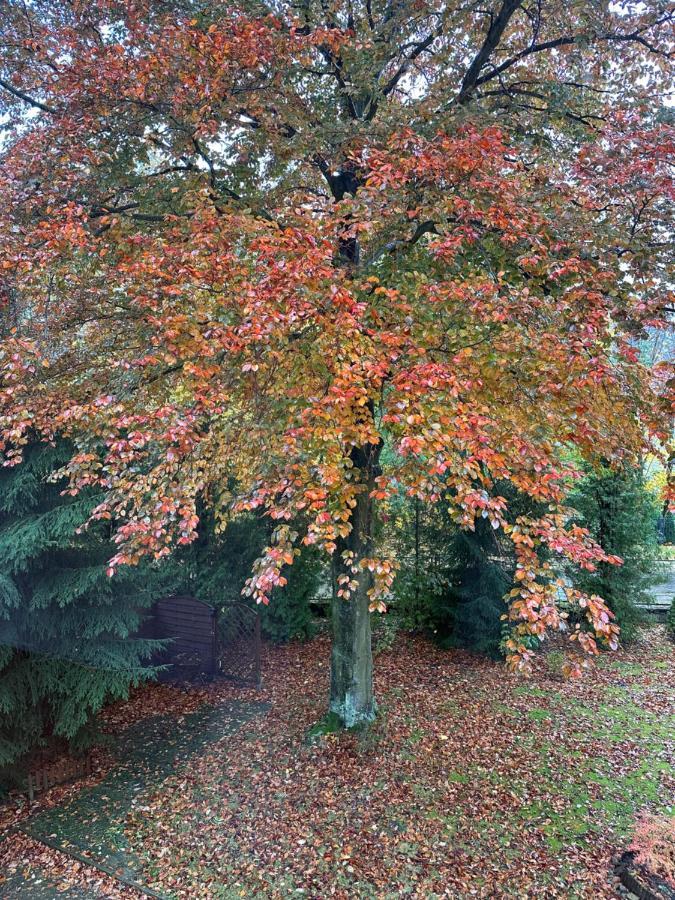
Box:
[392,483,544,656]
[433,517,511,657]
[0,442,160,776]
[569,466,660,642]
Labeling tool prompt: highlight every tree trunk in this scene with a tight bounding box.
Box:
[325,168,378,727]
[329,440,380,727]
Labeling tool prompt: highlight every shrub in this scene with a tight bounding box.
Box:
[261,548,322,643]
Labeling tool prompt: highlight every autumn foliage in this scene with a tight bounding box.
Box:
[0,1,672,695]
[630,814,675,891]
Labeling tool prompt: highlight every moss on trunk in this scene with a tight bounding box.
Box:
[328,440,380,728]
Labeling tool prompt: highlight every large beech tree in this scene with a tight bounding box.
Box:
[0,1,672,725]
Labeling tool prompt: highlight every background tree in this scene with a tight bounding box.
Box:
[392,483,547,656]
[389,497,455,636]
[568,465,661,643]
[0,1,672,726]
[663,512,675,546]
[440,520,513,657]
[0,442,160,779]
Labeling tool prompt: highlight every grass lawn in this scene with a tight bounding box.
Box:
[1,626,673,898]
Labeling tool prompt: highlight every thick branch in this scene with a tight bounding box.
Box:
[458,0,524,104]
[474,36,576,89]
[362,220,439,268]
[472,13,673,92]
[0,77,56,114]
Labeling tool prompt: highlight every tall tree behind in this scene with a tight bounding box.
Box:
[395,510,511,657]
[436,519,512,657]
[0,442,159,775]
[569,466,661,642]
[391,486,545,656]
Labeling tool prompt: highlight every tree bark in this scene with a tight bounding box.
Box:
[324,166,379,727]
[329,440,381,727]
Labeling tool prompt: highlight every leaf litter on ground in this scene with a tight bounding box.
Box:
[0,626,672,898]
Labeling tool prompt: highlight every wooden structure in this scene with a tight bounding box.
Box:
[217,602,262,687]
[27,752,93,802]
[140,596,260,686]
[637,558,675,623]
[143,595,218,682]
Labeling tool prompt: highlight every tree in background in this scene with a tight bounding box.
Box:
[387,495,453,635]
[569,466,661,643]
[0,442,160,777]
[261,547,322,643]
[659,510,675,546]
[0,2,672,726]
[391,484,546,656]
[436,519,511,657]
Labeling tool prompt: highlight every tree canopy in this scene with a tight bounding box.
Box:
[0,1,672,719]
